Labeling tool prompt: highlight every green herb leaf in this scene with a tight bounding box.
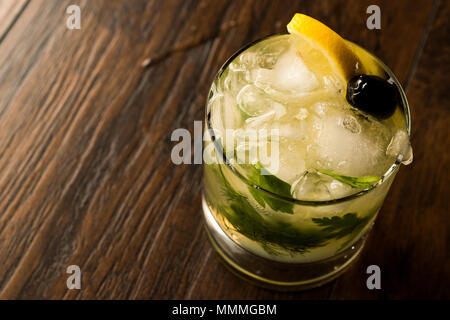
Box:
[246,163,294,214]
[248,186,266,208]
[219,189,327,254]
[219,187,373,255]
[210,160,375,256]
[312,213,369,239]
[316,169,381,189]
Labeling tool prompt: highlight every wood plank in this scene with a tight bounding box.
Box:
[0,0,194,298]
[0,0,441,299]
[330,0,450,299]
[0,0,29,42]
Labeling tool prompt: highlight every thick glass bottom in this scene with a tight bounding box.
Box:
[202,195,367,291]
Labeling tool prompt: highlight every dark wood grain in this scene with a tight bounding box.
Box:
[0,0,29,42]
[330,0,450,299]
[0,0,447,299]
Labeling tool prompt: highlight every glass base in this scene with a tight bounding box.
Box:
[202,195,367,291]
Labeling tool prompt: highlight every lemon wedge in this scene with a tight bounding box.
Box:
[287,13,364,81]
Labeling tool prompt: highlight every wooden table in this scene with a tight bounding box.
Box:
[0,0,448,299]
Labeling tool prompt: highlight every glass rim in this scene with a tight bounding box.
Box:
[205,33,411,206]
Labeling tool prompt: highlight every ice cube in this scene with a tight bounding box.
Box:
[233,36,290,71]
[247,49,319,95]
[252,34,290,69]
[307,104,391,176]
[291,172,331,200]
[327,179,354,199]
[312,101,327,117]
[246,118,308,142]
[237,84,286,119]
[386,129,413,164]
[234,121,307,183]
[322,74,345,95]
[291,171,354,201]
[245,111,276,126]
[295,108,309,120]
[232,52,258,71]
[272,102,287,119]
[264,142,306,184]
[342,115,361,134]
[233,127,259,165]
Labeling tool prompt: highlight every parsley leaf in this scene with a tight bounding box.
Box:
[214,164,375,255]
[220,188,327,254]
[220,187,373,255]
[312,213,370,239]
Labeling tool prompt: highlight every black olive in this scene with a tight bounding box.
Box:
[346,75,399,119]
